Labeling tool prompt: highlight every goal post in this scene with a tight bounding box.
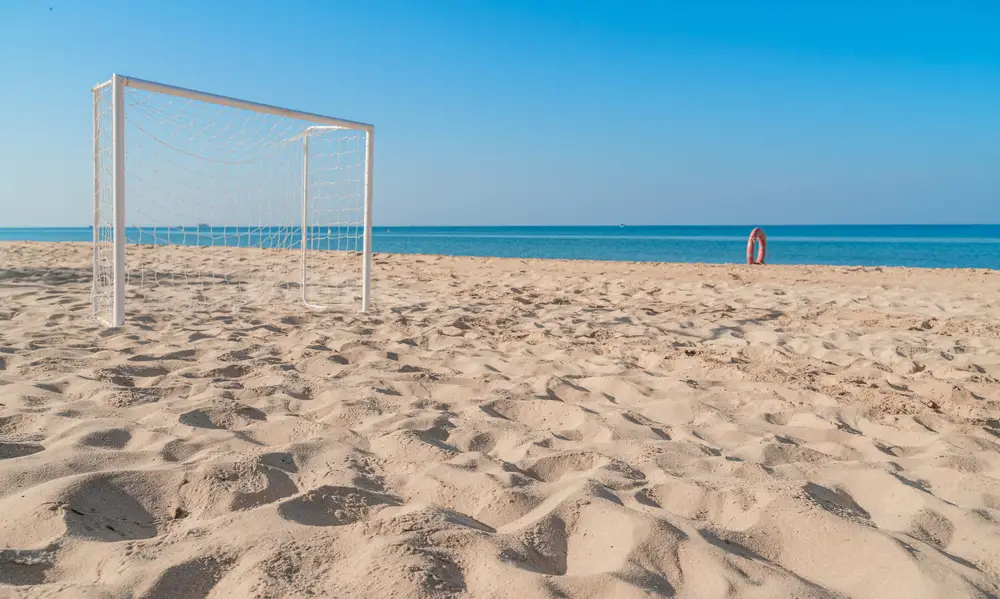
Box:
[91,74,374,327]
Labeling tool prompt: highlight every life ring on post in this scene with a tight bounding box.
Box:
[746,228,767,265]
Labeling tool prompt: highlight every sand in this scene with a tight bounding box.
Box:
[1,241,999,599]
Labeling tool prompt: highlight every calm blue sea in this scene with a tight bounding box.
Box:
[2,225,999,269]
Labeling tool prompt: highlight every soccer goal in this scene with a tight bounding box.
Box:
[91,74,373,328]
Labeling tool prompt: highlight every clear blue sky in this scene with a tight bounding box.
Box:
[1,0,998,226]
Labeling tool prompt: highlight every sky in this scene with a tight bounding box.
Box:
[1,0,998,227]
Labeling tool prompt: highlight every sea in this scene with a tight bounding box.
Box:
[2,225,999,270]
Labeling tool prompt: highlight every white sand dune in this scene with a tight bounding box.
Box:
[1,241,999,598]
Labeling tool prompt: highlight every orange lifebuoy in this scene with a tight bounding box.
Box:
[746,227,766,265]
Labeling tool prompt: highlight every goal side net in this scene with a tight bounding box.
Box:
[92,74,373,327]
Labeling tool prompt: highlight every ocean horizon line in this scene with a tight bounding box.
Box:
[3,224,998,269]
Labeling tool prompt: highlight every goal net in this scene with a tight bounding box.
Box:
[92,75,373,327]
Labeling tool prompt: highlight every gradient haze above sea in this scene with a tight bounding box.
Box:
[2,225,999,270]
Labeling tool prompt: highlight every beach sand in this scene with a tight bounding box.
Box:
[1,241,999,598]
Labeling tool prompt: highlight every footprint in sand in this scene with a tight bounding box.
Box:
[96,364,170,388]
[181,458,298,516]
[139,554,236,599]
[57,475,165,542]
[0,414,41,441]
[803,482,873,525]
[101,364,171,379]
[522,451,646,489]
[513,499,659,578]
[484,398,589,431]
[0,442,45,460]
[128,349,196,362]
[909,509,956,548]
[203,364,254,379]
[178,403,267,430]
[0,546,56,586]
[278,486,398,527]
[78,428,132,450]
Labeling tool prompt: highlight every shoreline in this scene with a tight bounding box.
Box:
[4,240,999,275]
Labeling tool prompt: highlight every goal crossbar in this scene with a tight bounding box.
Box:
[93,75,373,132]
[92,74,375,328]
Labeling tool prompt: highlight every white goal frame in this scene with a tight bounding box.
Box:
[91,74,374,327]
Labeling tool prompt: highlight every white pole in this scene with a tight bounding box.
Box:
[301,135,309,305]
[111,74,126,327]
[92,89,100,319]
[120,75,373,132]
[362,129,374,312]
